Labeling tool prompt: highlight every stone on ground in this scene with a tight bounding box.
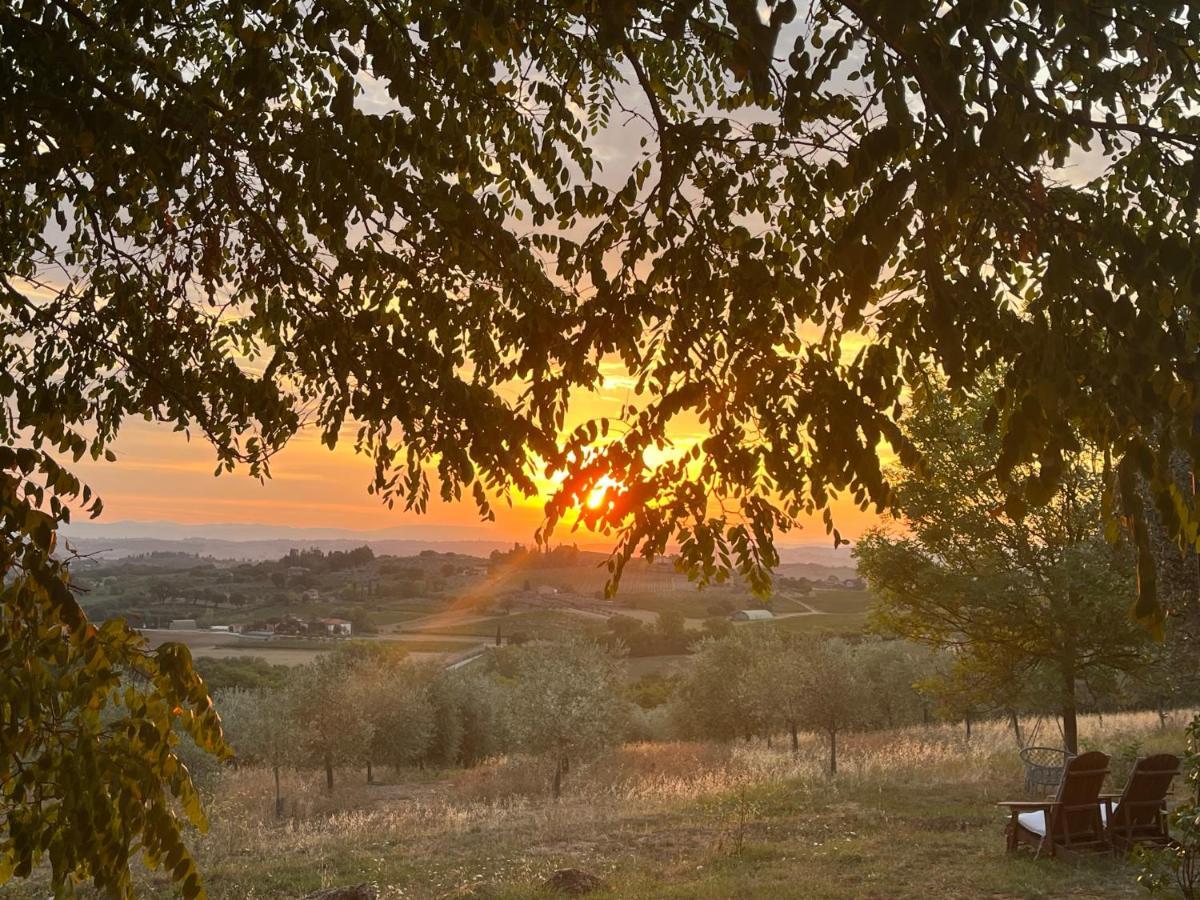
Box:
[541,868,608,895]
[302,884,378,900]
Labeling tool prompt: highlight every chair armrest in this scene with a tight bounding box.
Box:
[997,801,1056,809]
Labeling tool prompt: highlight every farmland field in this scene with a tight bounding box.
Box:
[10,709,1186,899]
[769,612,873,635]
[803,588,874,615]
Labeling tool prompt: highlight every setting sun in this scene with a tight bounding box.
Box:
[585,475,621,510]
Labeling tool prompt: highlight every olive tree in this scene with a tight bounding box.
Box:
[426,668,505,768]
[672,626,779,742]
[353,662,435,780]
[855,639,936,731]
[290,655,374,794]
[506,640,627,798]
[217,687,298,817]
[696,629,866,771]
[794,638,868,776]
[744,631,809,753]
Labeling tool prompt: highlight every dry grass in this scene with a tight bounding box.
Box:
[8,709,1192,898]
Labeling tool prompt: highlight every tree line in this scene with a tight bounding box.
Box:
[199,640,626,808]
[187,618,1200,814]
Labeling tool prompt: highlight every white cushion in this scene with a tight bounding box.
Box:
[1018,810,1047,837]
[1018,805,1109,838]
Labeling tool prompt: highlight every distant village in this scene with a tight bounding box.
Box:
[156,570,867,637]
[165,614,354,638]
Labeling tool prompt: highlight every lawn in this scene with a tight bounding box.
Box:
[804,588,874,615]
[409,610,592,639]
[608,591,724,617]
[10,710,1186,899]
[769,612,870,635]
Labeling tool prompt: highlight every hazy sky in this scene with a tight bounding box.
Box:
[69,397,888,543]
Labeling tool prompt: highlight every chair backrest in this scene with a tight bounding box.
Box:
[1111,754,1180,833]
[1049,750,1109,843]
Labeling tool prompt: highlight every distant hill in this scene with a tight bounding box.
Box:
[61,520,858,573]
[61,519,502,543]
[61,535,521,561]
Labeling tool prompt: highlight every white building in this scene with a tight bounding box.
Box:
[729,609,774,622]
[317,617,352,636]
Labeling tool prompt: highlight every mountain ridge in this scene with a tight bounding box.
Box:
[62,520,859,568]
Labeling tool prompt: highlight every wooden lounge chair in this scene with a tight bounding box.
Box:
[1101,753,1180,852]
[999,750,1110,858]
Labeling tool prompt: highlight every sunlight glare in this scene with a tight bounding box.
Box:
[585,475,620,509]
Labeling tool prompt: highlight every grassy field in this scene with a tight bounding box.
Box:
[12,710,1189,899]
[407,610,593,639]
[804,588,873,615]
[489,561,700,599]
[769,612,873,635]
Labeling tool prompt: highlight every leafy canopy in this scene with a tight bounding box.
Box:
[856,379,1152,752]
[6,1,1200,599]
[4,0,1200,894]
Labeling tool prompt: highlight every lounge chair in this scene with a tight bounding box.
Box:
[999,750,1110,858]
[1101,753,1180,852]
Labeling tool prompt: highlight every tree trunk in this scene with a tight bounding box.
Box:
[553,755,564,800]
[964,714,972,740]
[828,729,838,776]
[366,760,373,784]
[790,722,799,755]
[1008,710,1023,748]
[1061,688,1079,755]
[324,752,334,793]
[273,765,284,819]
[1059,647,1079,755]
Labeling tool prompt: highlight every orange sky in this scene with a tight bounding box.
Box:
[64,333,891,543]
[68,410,887,544]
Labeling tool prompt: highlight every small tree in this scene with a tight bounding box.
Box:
[354,663,435,778]
[656,610,687,643]
[856,380,1151,754]
[427,668,504,767]
[673,627,777,742]
[796,638,867,776]
[855,639,936,731]
[290,654,373,793]
[744,632,808,753]
[218,687,296,817]
[506,640,627,798]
